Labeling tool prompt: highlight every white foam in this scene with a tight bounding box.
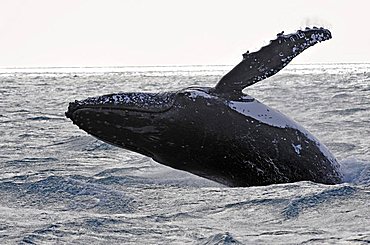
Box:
[340,158,370,185]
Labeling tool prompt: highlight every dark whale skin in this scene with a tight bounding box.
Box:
[66,27,343,187]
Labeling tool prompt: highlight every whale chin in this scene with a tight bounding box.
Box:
[65,92,178,159]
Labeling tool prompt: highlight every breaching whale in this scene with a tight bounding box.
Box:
[66,27,343,187]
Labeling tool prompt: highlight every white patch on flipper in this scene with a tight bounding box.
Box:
[228,96,298,129]
[228,95,338,167]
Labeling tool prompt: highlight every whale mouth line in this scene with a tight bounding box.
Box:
[65,103,172,120]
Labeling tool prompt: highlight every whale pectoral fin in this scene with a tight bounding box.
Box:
[214,27,332,94]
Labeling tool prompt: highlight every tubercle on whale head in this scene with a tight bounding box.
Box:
[65,91,176,119]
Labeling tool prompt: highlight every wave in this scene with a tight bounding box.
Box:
[6,157,58,165]
[282,185,357,219]
[325,107,369,116]
[131,162,223,188]
[26,116,64,121]
[340,158,370,185]
[197,232,243,245]
[46,135,116,152]
[0,175,133,213]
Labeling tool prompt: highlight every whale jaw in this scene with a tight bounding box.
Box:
[65,92,175,158]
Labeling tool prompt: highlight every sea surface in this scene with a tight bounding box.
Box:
[0,64,369,244]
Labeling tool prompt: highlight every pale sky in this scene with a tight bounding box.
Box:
[1,0,369,67]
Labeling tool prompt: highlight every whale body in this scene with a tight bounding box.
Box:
[66,27,343,187]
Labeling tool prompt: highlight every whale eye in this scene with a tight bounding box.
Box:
[176,91,191,98]
[176,88,213,101]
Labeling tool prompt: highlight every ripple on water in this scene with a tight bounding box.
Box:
[6,157,59,165]
[0,175,134,213]
[282,185,357,219]
[26,116,57,121]
[197,232,244,245]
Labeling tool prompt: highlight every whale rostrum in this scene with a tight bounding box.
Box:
[66,27,342,187]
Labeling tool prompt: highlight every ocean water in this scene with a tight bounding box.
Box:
[0,64,369,244]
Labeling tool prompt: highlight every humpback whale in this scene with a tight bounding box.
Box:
[66,27,343,187]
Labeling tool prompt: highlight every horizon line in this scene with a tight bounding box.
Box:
[1,62,370,70]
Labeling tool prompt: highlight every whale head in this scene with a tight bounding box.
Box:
[65,87,225,162]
